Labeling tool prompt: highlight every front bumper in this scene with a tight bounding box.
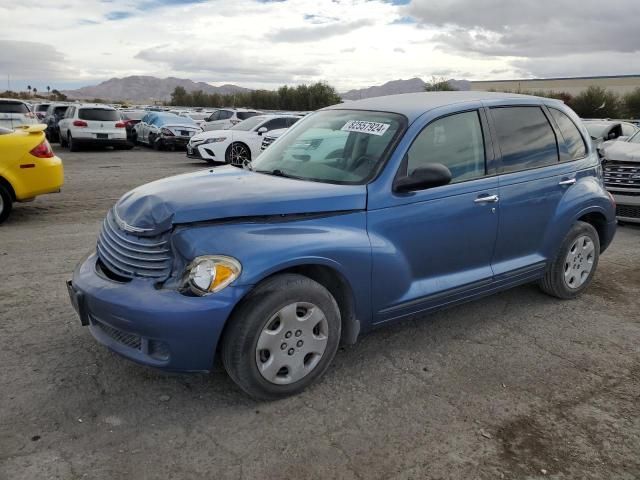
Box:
[160,136,191,149]
[69,253,252,372]
[187,142,223,162]
[611,191,640,224]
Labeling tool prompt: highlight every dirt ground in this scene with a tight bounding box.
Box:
[1,147,639,480]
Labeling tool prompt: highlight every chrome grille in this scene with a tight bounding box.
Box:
[97,209,172,279]
[603,161,640,189]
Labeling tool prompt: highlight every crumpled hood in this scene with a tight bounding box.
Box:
[115,166,367,233]
[602,141,640,162]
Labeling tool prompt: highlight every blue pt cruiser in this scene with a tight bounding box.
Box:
[68,92,617,399]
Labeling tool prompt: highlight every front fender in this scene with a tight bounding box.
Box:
[170,211,373,330]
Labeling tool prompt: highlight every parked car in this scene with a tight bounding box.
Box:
[187,114,301,166]
[43,103,69,143]
[180,112,209,129]
[58,104,130,151]
[134,112,201,150]
[33,103,51,120]
[0,99,37,129]
[583,120,626,146]
[119,110,146,143]
[600,130,640,224]
[68,92,616,400]
[0,124,64,223]
[201,108,262,132]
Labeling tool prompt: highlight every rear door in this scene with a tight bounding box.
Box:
[486,104,582,279]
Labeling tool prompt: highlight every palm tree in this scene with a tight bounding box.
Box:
[33,87,38,96]
[47,86,51,96]
[27,85,32,96]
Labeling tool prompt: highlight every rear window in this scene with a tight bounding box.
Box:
[237,111,260,120]
[78,108,120,121]
[120,111,145,121]
[36,104,50,112]
[491,107,559,173]
[549,108,587,160]
[0,102,30,114]
[54,106,68,116]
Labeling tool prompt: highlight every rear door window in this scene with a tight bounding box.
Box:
[405,110,486,183]
[78,108,120,121]
[218,110,233,120]
[0,102,29,114]
[491,106,559,173]
[548,108,587,160]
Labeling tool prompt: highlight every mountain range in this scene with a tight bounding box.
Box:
[62,76,472,103]
[341,77,471,100]
[62,76,251,103]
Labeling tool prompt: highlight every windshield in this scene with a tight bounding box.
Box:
[231,116,267,131]
[121,111,145,121]
[237,111,260,120]
[79,108,120,121]
[629,131,640,144]
[251,109,405,185]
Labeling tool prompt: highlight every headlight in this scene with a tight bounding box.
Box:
[204,137,227,144]
[183,255,241,296]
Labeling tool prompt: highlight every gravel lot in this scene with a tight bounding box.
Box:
[1,147,639,480]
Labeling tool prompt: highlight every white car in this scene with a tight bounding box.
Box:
[187,114,301,166]
[260,128,288,151]
[134,112,201,150]
[201,108,262,132]
[58,104,130,151]
[180,112,210,129]
[0,99,37,129]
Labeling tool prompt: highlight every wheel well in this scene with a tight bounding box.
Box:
[227,265,360,348]
[0,176,16,201]
[578,212,607,252]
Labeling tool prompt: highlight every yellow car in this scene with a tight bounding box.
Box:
[0,124,64,223]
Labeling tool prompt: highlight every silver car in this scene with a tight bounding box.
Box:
[601,130,640,224]
[0,98,37,129]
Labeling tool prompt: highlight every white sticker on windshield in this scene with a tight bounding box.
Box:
[341,120,390,136]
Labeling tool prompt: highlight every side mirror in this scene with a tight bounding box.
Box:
[394,163,452,193]
[257,127,268,135]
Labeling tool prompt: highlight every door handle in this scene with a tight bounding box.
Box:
[474,194,499,204]
[558,178,576,186]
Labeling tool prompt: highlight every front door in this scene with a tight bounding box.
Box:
[368,109,500,323]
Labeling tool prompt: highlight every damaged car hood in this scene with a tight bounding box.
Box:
[602,141,640,162]
[114,166,367,233]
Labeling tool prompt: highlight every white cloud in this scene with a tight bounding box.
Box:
[1,0,633,92]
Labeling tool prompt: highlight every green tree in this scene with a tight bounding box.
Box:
[424,76,458,92]
[622,87,640,119]
[170,86,188,106]
[568,86,622,118]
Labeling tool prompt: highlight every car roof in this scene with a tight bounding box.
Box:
[0,98,29,103]
[327,91,557,123]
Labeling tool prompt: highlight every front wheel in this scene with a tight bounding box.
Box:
[539,221,600,299]
[0,183,13,224]
[225,142,251,168]
[221,274,341,400]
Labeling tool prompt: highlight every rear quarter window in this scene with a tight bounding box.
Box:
[491,106,559,173]
[548,108,587,160]
[78,108,120,121]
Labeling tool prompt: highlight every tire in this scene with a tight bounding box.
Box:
[60,131,68,148]
[0,183,13,224]
[221,274,341,400]
[225,142,251,168]
[68,132,79,152]
[539,221,600,299]
[151,134,162,151]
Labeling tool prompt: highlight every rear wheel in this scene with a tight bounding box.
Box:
[0,183,13,224]
[221,274,341,400]
[539,221,600,299]
[59,130,68,148]
[68,132,79,152]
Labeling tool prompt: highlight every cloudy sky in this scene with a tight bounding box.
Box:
[1,0,639,92]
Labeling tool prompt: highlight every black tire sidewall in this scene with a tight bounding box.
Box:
[0,184,13,224]
[222,274,341,400]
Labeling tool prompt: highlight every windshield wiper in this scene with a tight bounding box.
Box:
[254,169,303,180]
